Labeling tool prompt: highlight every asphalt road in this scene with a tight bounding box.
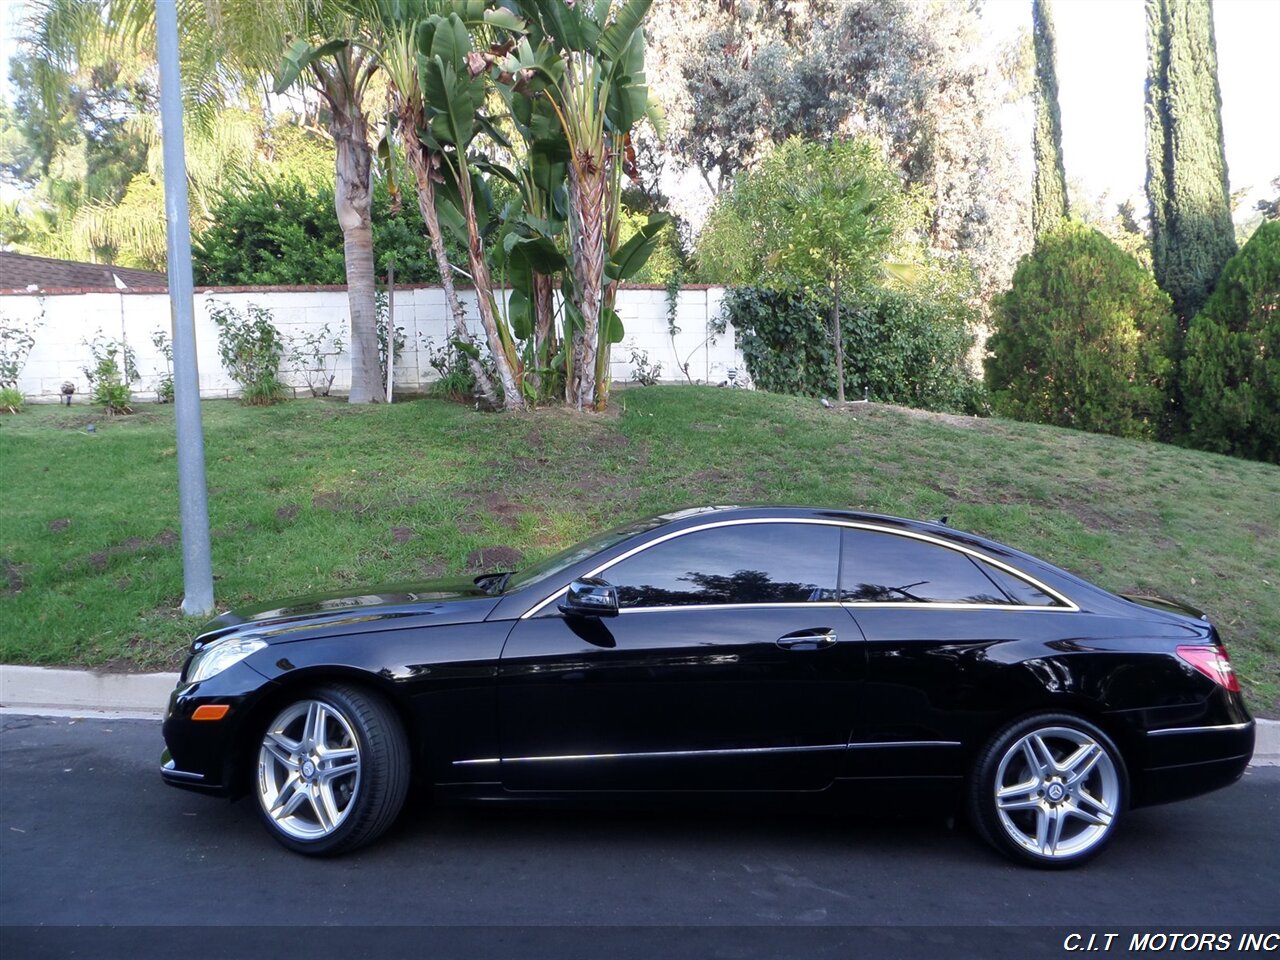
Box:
[1,715,1277,958]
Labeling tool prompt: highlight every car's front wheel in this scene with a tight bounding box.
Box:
[969,713,1126,868]
[254,683,409,855]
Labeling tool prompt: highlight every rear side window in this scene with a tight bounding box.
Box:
[973,558,1062,607]
[840,529,1014,604]
[604,522,840,608]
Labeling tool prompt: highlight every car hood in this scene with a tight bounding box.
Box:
[193,577,502,648]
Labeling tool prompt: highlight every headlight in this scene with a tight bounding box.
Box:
[187,636,267,683]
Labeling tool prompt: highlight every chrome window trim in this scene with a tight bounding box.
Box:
[1146,721,1254,737]
[521,517,1079,619]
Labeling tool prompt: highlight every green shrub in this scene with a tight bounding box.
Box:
[724,285,985,414]
[1181,221,1280,462]
[984,222,1176,439]
[81,332,136,415]
[208,300,287,405]
[150,329,175,403]
[0,386,24,413]
[193,178,465,286]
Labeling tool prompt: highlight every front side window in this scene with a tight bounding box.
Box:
[603,523,840,609]
[840,529,1020,605]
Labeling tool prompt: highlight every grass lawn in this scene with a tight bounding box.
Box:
[2,386,1277,716]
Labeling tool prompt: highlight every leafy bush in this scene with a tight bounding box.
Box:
[286,323,345,398]
[1181,221,1280,462]
[150,329,174,403]
[82,332,137,415]
[1,305,43,388]
[422,337,483,403]
[208,300,287,405]
[193,177,465,286]
[724,285,984,413]
[0,386,24,413]
[984,222,1177,439]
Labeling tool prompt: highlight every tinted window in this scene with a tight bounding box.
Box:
[839,529,1011,604]
[974,558,1062,606]
[604,523,840,608]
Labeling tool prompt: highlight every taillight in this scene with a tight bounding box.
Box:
[1177,644,1241,692]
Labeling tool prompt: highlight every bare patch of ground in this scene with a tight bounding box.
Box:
[840,402,986,430]
[466,546,523,570]
[84,530,178,573]
[2,558,26,594]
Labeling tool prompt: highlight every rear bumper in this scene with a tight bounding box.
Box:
[1132,719,1254,807]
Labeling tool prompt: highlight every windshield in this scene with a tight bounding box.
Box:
[502,516,671,593]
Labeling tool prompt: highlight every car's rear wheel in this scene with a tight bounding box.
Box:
[254,683,409,855]
[969,713,1126,868]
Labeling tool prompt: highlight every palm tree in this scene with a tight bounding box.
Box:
[343,0,500,405]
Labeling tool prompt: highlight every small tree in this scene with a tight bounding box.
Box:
[1181,221,1280,462]
[985,222,1177,439]
[208,300,287,405]
[699,136,908,402]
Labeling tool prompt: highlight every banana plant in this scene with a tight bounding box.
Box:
[509,0,660,410]
[348,0,501,405]
[415,8,531,409]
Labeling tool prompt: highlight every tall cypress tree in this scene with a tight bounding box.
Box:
[1144,0,1236,326]
[1031,0,1069,237]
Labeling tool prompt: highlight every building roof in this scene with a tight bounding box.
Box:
[0,251,167,292]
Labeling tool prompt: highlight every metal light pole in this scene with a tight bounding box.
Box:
[156,0,214,617]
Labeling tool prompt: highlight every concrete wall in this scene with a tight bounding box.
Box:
[1,285,742,402]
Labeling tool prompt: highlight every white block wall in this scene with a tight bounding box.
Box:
[1,285,743,402]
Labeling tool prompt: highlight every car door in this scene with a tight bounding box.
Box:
[496,521,864,791]
[837,527,1074,779]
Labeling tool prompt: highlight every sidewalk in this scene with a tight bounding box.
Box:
[1,664,1277,765]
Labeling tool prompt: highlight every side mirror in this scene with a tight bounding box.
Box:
[558,577,619,619]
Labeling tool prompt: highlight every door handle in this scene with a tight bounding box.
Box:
[776,630,837,650]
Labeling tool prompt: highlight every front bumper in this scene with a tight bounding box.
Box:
[159,658,276,796]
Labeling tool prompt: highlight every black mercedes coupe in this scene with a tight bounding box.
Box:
[160,506,1254,867]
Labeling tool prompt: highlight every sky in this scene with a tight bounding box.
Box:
[0,0,1277,218]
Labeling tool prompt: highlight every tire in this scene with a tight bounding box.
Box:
[254,683,409,856]
[968,712,1127,869]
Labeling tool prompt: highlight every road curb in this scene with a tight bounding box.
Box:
[0,665,177,719]
[1,663,1277,765]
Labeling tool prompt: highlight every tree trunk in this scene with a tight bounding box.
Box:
[568,149,607,411]
[459,173,525,410]
[531,271,556,399]
[331,94,383,404]
[832,271,845,404]
[401,122,498,404]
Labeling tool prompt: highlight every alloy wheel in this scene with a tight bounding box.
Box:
[992,725,1119,860]
[257,699,363,840]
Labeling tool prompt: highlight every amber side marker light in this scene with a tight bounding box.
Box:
[192,704,231,721]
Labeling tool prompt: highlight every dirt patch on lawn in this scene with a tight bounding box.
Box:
[840,402,986,430]
[1,558,26,594]
[275,503,301,522]
[83,529,178,573]
[47,518,72,532]
[466,546,523,570]
[390,525,416,544]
